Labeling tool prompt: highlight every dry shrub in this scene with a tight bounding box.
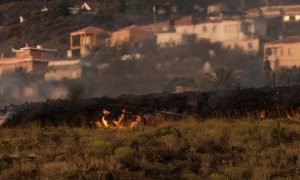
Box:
[158,134,188,157]
[181,171,201,179]
[40,161,76,179]
[253,166,275,180]
[209,172,229,180]
[200,154,213,177]
[224,167,252,180]
[0,161,38,179]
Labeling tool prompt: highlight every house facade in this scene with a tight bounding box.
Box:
[155,17,266,54]
[0,44,58,75]
[146,16,195,48]
[110,25,156,46]
[264,37,300,69]
[69,26,108,57]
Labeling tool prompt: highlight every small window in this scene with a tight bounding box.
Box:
[72,35,81,46]
[202,26,207,32]
[288,48,292,56]
[247,42,253,49]
[280,49,284,56]
[266,48,272,56]
[212,25,217,32]
[290,16,296,21]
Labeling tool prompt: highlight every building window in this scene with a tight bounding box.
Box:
[288,48,292,56]
[273,48,277,56]
[266,48,272,56]
[72,35,81,46]
[247,42,253,49]
[202,26,207,32]
[212,25,217,32]
[280,49,284,56]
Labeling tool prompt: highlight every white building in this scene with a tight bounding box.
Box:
[156,18,266,54]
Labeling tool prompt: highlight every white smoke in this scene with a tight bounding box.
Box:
[0,110,14,127]
[202,62,216,79]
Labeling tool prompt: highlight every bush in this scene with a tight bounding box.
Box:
[224,167,252,179]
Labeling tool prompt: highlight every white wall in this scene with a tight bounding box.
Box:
[157,33,183,48]
[157,19,264,53]
[176,25,195,35]
[223,38,260,54]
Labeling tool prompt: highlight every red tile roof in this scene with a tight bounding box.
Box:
[265,37,300,45]
[71,26,105,35]
[142,16,194,32]
[114,25,151,33]
[175,16,193,26]
[143,21,169,31]
[198,19,224,24]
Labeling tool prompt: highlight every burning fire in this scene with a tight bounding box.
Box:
[0,110,14,127]
[0,115,5,126]
[95,108,142,129]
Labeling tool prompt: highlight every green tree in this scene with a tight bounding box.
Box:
[48,0,70,18]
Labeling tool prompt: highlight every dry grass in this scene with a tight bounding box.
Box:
[0,118,300,179]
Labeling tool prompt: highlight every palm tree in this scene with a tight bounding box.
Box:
[208,68,241,90]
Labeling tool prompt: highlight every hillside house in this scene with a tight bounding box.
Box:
[144,16,194,48]
[81,1,100,15]
[155,16,266,53]
[193,19,265,53]
[110,25,156,47]
[0,44,58,75]
[264,37,300,69]
[194,19,265,39]
[69,26,109,57]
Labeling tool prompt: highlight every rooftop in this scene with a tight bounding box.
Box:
[265,37,300,45]
[247,4,300,15]
[114,25,152,33]
[71,26,105,35]
[15,46,57,52]
[82,1,101,10]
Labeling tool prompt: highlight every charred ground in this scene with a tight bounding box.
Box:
[2,86,300,127]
